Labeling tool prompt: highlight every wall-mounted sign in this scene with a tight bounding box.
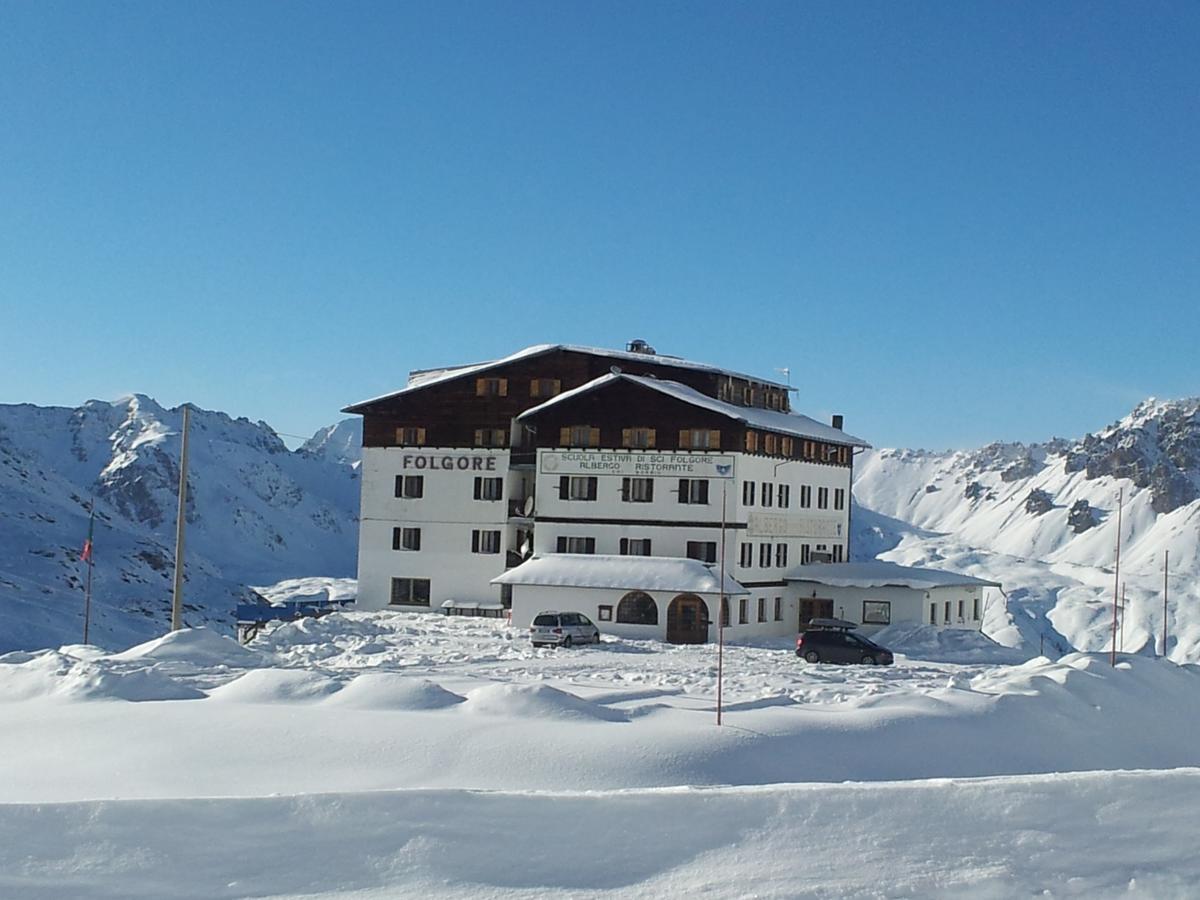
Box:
[400,453,500,471]
[540,450,735,479]
[747,512,844,538]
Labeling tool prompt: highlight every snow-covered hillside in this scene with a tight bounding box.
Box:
[0,396,359,652]
[853,397,1200,661]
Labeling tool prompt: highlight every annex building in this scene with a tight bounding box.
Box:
[345,341,994,643]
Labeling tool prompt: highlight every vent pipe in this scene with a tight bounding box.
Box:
[831,414,844,430]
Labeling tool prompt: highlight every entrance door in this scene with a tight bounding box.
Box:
[666,594,709,644]
[799,598,834,629]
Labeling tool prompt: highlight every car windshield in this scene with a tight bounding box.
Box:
[533,615,558,627]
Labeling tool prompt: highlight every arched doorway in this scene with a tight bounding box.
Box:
[666,594,709,644]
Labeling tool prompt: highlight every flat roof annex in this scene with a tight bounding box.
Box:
[784,561,1001,590]
[492,554,749,595]
[342,343,791,413]
[519,372,871,448]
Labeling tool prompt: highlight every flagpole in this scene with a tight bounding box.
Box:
[82,496,95,644]
[717,479,726,726]
[171,405,191,632]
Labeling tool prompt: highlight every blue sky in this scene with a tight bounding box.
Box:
[1,2,1196,449]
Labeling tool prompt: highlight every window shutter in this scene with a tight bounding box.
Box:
[556,536,567,553]
[622,428,632,448]
[499,378,508,397]
[678,429,690,448]
[678,478,688,502]
[621,477,630,502]
[392,528,401,550]
[559,475,569,498]
[471,530,479,552]
[589,427,600,447]
[473,478,482,500]
[587,478,597,500]
[709,429,720,449]
[620,538,628,555]
[474,429,483,447]
[559,426,571,446]
[476,378,486,396]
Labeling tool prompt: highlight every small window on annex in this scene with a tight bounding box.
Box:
[686,541,717,563]
[390,577,430,607]
[616,591,658,626]
[862,600,891,626]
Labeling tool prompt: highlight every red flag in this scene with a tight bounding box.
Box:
[80,505,94,564]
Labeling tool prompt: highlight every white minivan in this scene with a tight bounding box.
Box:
[530,611,601,648]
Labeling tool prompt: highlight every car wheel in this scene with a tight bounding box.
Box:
[862,655,876,666]
[804,650,820,663]
[562,635,573,648]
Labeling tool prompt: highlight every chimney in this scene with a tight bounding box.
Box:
[831,414,844,430]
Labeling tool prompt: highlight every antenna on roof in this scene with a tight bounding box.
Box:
[775,367,791,386]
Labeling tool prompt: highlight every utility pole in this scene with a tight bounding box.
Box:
[1162,550,1169,658]
[717,480,726,726]
[1119,582,1126,653]
[171,405,191,632]
[82,496,95,644]
[1110,488,1123,667]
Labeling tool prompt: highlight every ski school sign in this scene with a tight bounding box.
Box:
[540,450,735,479]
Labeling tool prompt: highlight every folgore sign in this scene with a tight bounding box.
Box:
[400,453,499,471]
[540,450,735,479]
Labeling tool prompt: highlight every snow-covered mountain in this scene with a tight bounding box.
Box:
[0,396,359,652]
[300,418,362,469]
[852,397,1200,661]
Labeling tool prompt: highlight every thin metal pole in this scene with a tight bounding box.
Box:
[1119,582,1126,653]
[1110,488,1123,666]
[1162,550,1169,657]
[171,405,191,631]
[717,479,726,726]
[83,497,94,644]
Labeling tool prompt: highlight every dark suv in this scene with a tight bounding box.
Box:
[796,619,894,665]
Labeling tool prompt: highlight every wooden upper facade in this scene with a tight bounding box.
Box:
[346,344,860,464]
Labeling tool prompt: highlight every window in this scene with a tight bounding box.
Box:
[619,538,652,556]
[930,603,937,625]
[801,543,811,565]
[763,433,779,455]
[678,479,709,504]
[556,536,596,554]
[759,543,771,567]
[474,477,503,501]
[742,481,755,506]
[862,600,891,625]
[475,377,508,397]
[832,545,844,562]
[621,477,654,503]
[394,475,424,498]
[474,428,507,447]
[757,597,766,623]
[944,601,951,624]
[738,597,748,624]
[802,440,816,460]
[778,484,790,508]
[781,437,794,457]
[616,592,658,625]
[686,541,717,563]
[529,378,561,398]
[775,543,788,567]
[774,597,782,621]
[761,483,773,507]
[471,529,501,554]
[720,598,730,627]
[958,600,965,621]
[390,577,430,607]
[622,427,656,449]
[396,426,426,446]
[973,597,981,620]
[598,604,613,622]
[559,425,600,448]
[392,527,421,551]
[838,447,851,465]
[744,431,760,453]
[823,443,837,463]
[834,488,845,511]
[739,542,752,567]
[560,476,598,501]
[800,485,812,508]
[679,428,720,449]
[817,487,829,509]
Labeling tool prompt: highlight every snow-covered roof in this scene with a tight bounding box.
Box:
[492,554,749,595]
[343,343,790,412]
[784,561,1001,590]
[519,373,870,448]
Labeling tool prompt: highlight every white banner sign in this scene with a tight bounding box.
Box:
[540,450,735,479]
[747,512,845,538]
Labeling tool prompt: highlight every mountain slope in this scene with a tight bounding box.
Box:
[0,396,358,652]
[852,398,1200,661]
